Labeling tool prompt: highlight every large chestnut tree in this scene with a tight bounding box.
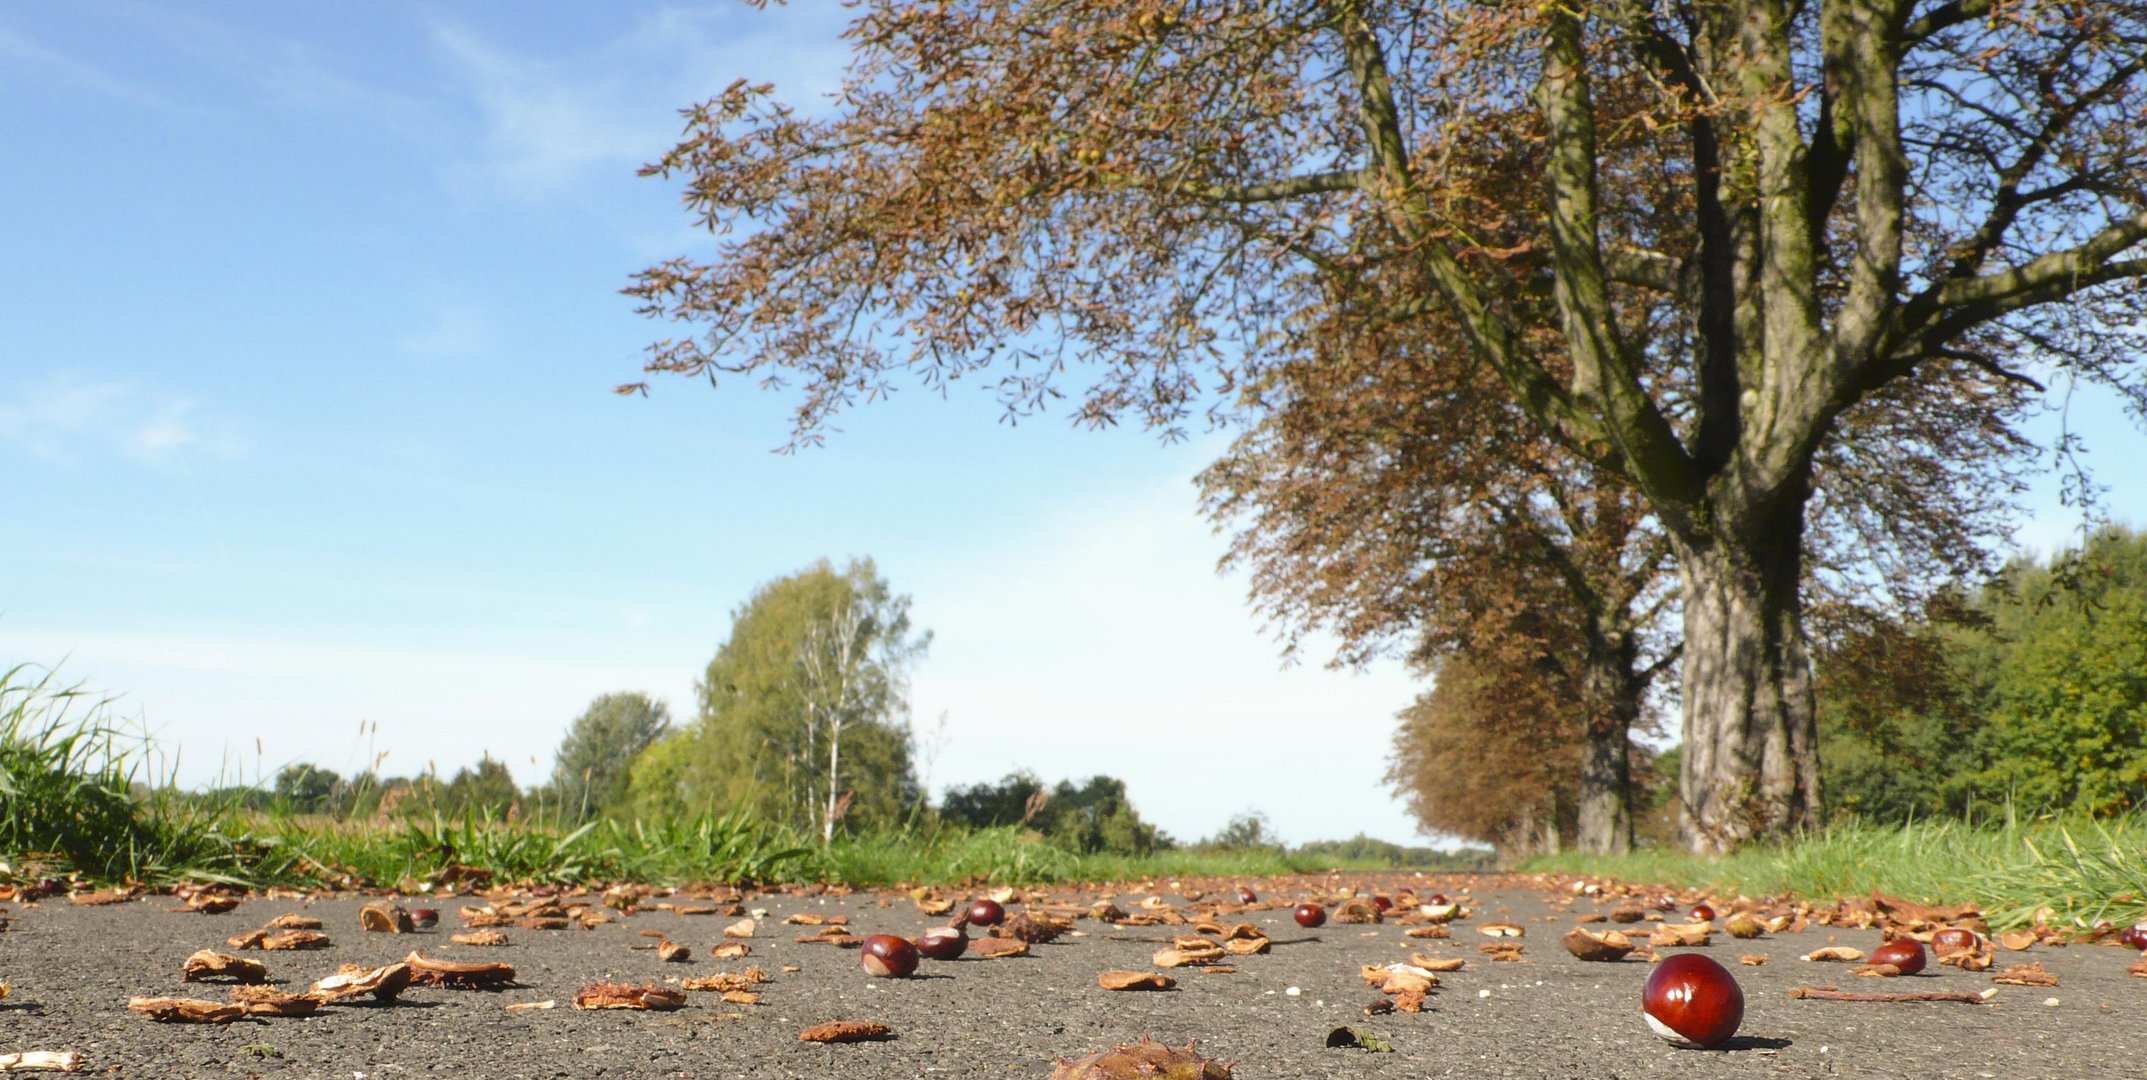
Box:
[629,0,2147,851]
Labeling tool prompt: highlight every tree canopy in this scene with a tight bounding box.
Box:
[626,558,928,835]
[548,692,671,821]
[940,771,1172,854]
[633,0,2147,850]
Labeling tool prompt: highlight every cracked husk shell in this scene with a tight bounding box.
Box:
[1049,1037,1232,1080]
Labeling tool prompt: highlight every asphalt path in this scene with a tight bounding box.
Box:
[0,872,2138,1078]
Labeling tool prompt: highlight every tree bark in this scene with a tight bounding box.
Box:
[1672,501,1823,853]
[1574,633,1639,854]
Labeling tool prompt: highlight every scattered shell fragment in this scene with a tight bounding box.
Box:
[1406,953,1465,972]
[1648,923,1712,948]
[1740,954,1769,966]
[1561,927,1635,962]
[799,1020,892,1044]
[261,930,331,951]
[1097,971,1175,991]
[1804,947,1865,962]
[1478,922,1525,938]
[722,919,756,939]
[0,1050,82,1072]
[657,940,691,963]
[1049,1036,1229,1079]
[451,930,508,947]
[681,969,768,993]
[309,962,414,1002]
[710,942,752,959]
[404,951,514,988]
[225,930,269,950]
[267,914,322,930]
[1403,925,1450,939]
[1998,930,2038,951]
[1725,914,1766,939]
[359,902,413,934]
[572,982,686,1010]
[181,950,268,984]
[971,937,1031,959]
[127,997,245,1024]
[229,987,320,1018]
[504,1000,554,1012]
[1993,962,2058,987]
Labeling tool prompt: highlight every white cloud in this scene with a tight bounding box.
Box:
[428,6,855,201]
[0,21,181,111]
[0,372,241,466]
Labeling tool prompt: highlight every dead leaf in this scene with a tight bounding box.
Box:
[181,950,267,984]
[800,1020,892,1043]
[128,997,245,1023]
[573,982,687,1010]
[69,889,134,906]
[1098,971,1175,991]
[1992,962,2058,986]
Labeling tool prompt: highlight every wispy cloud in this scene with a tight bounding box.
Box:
[0,20,182,111]
[428,6,855,201]
[0,371,242,466]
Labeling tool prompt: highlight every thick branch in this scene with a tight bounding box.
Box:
[1936,211,2147,312]
[1174,167,1376,204]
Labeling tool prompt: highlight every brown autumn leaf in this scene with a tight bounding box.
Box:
[128,997,245,1023]
[181,950,267,984]
[1097,970,1175,991]
[970,937,1031,959]
[261,930,332,951]
[799,1020,892,1044]
[404,951,514,988]
[657,940,692,963]
[1561,926,1634,962]
[452,930,509,947]
[309,962,414,1003]
[572,982,687,1010]
[1992,962,2058,987]
[267,914,322,930]
[69,888,134,906]
[229,987,320,1018]
[1804,947,1866,962]
[359,902,413,934]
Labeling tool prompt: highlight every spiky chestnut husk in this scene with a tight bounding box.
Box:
[1049,1037,1232,1080]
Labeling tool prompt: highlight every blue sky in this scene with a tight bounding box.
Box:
[2,3,2142,848]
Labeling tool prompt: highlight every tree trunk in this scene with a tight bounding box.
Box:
[1673,503,1823,854]
[1573,633,1639,854]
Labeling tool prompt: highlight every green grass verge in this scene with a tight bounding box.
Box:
[0,662,1466,890]
[1522,814,2147,930]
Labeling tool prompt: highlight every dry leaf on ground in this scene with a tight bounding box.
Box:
[572,982,687,1010]
[799,1020,892,1043]
[1097,971,1175,991]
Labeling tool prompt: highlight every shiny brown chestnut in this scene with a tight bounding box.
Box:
[1870,937,1927,975]
[965,898,1006,927]
[1293,903,1327,928]
[409,907,440,930]
[914,926,967,960]
[1641,953,1744,1049]
[860,933,920,978]
[1235,885,1258,904]
[1689,903,1716,922]
[1931,926,1980,956]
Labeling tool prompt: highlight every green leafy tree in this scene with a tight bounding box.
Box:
[627,558,929,837]
[548,692,671,821]
[436,755,521,819]
[1204,811,1279,852]
[941,771,1170,855]
[271,763,341,814]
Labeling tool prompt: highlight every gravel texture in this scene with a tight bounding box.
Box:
[0,872,2137,1078]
